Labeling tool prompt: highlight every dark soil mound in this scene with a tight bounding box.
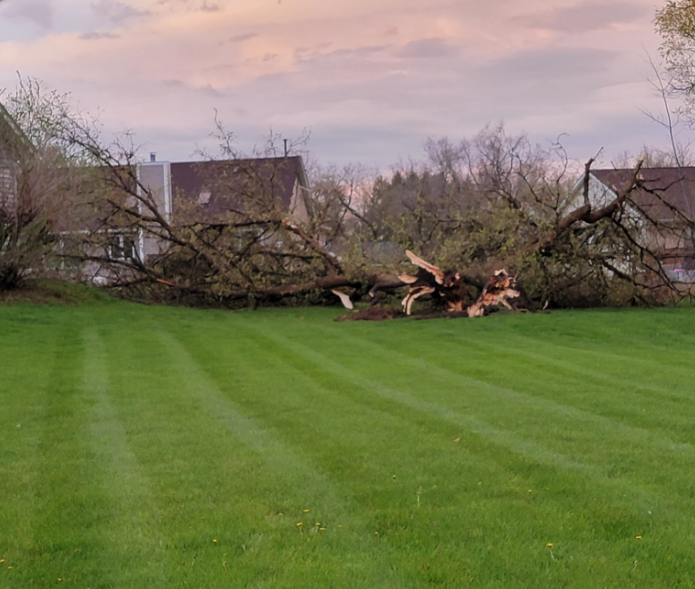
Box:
[335,307,405,322]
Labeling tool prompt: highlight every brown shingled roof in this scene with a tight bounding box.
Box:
[170,156,307,221]
[592,167,695,221]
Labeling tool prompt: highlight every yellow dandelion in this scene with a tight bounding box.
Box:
[546,543,553,548]
[636,536,642,540]
[296,522,303,527]
[315,522,321,527]
[374,531,379,536]
[212,539,218,544]
[392,475,396,479]
[278,512,283,516]
[528,490,532,493]
[303,509,309,513]
[0,559,4,563]
[319,527,326,531]
[57,579,62,583]
[7,566,13,570]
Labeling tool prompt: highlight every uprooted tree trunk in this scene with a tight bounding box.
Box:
[333,249,532,320]
[370,250,530,317]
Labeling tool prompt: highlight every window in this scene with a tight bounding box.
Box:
[0,163,17,210]
[106,232,137,261]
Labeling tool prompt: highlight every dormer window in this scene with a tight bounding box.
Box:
[199,191,211,205]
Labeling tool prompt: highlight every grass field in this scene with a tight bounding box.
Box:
[2,299,695,588]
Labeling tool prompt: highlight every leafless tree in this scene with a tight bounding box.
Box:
[0,77,93,290]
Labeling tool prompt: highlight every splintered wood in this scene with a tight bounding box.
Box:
[399,252,528,316]
[465,270,527,317]
[331,250,531,319]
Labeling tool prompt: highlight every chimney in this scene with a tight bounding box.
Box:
[283,139,289,157]
[150,152,156,162]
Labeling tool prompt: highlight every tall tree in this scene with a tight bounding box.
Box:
[655,0,695,121]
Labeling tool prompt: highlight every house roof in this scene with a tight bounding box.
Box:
[0,103,33,158]
[170,156,308,221]
[591,167,695,220]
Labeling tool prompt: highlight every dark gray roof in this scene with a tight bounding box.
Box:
[592,167,695,220]
[170,156,307,221]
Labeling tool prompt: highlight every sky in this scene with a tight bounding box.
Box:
[0,0,683,168]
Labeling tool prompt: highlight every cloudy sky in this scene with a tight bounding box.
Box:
[0,0,682,167]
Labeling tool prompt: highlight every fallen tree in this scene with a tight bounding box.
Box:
[17,104,687,311]
[73,139,680,311]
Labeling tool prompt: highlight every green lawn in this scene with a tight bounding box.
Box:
[2,300,695,588]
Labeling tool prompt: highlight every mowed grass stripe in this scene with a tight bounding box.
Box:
[170,315,664,586]
[350,315,695,449]
[199,319,643,496]
[174,315,500,469]
[171,314,671,586]
[336,317,695,501]
[0,316,60,586]
[243,318,599,475]
[438,331,695,444]
[93,317,305,588]
[246,317,695,510]
[172,316,548,513]
[446,330,695,403]
[153,327,414,588]
[230,311,695,585]
[332,326,695,457]
[335,328,695,506]
[19,321,114,587]
[446,307,695,356]
[298,316,695,457]
[86,309,413,587]
[342,313,695,417]
[444,309,695,402]
[488,330,695,385]
[82,327,170,587]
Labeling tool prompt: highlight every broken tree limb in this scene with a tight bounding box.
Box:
[405,250,445,284]
[537,156,645,254]
[282,217,345,275]
[402,285,436,315]
[330,288,354,309]
[397,253,471,315]
[467,270,529,317]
